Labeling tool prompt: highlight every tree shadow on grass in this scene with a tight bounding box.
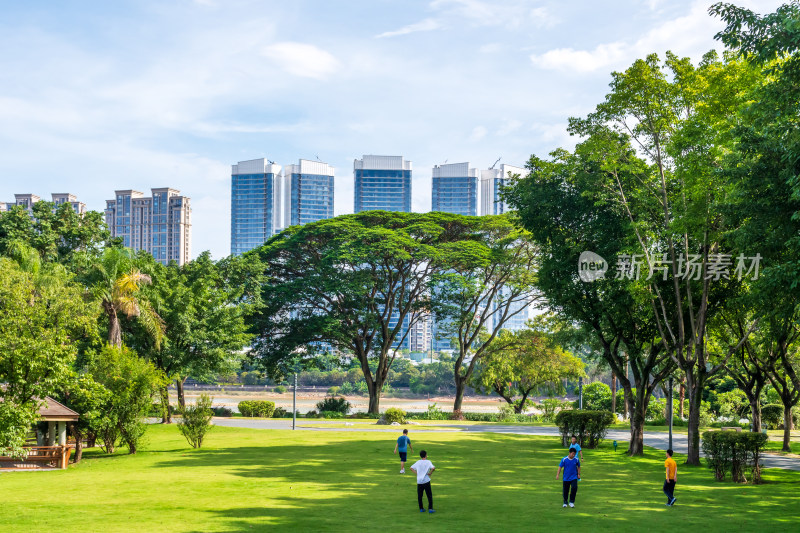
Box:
[151,432,800,532]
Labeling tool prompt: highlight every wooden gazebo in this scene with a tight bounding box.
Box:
[0,397,78,470]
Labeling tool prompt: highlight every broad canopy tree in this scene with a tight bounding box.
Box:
[250,211,475,414]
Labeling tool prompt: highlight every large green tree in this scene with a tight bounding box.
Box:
[471,329,585,413]
[0,255,98,456]
[431,215,542,412]
[250,211,472,414]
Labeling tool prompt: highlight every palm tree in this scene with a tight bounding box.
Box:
[91,248,164,348]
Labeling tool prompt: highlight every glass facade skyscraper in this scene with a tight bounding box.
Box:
[480,164,527,216]
[354,155,412,212]
[230,158,282,256]
[283,159,335,227]
[431,162,478,216]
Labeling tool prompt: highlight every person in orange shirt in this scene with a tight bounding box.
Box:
[663,449,677,506]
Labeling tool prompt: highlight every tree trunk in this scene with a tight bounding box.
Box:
[71,424,83,464]
[611,373,617,416]
[176,378,186,410]
[749,398,762,433]
[627,386,646,456]
[623,353,630,419]
[685,372,704,466]
[453,375,466,413]
[87,432,97,448]
[679,376,686,418]
[783,405,793,453]
[161,386,172,423]
[107,305,122,347]
[366,373,386,415]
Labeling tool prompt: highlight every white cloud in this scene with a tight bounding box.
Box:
[497,119,522,136]
[468,126,488,142]
[430,0,557,28]
[262,42,340,79]
[530,42,627,73]
[375,18,441,38]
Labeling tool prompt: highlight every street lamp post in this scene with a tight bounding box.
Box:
[292,372,297,431]
[668,377,674,450]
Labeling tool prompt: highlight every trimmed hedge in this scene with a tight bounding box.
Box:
[238,400,276,418]
[701,430,768,484]
[555,409,615,448]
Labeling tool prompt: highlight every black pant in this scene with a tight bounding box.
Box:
[562,479,578,504]
[663,479,676,502]
[417,482,433,510]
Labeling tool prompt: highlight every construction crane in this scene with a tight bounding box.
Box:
[489,157,501,170]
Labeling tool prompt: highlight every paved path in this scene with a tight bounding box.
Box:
[212,418,800,471]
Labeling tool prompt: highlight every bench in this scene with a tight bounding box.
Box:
[721,426,743,432]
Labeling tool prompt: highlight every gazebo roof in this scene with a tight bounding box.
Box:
[39,397,79,422]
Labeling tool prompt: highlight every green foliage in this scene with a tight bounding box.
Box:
[577,382,612,411]
[383,407,406,424]
[701,430,769,483]
[0,255,99,457]
[210,406,233,417]
[315,396,351,414]
[761,404,784,429]
[555,409,615,449]
[321,411,345,419]
[472,328,585,413]
[237,400,276,418]
[86,344,166,454]
[327,386,341,396]
[177,393,214,448]
[541,398,569,422]
[274,385,287,394]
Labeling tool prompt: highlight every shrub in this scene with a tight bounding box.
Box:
[762,404,783,429]
[541,398,568,422]
[384,407,407,424]
[498,403,516,422]
[577,382,612,411]
[423,403,449,420]
[272,406,287,418]
[327,386,341,396]
[702,430,768,483]
[555,409,615,448]
[274,385,287,394]
[210,406,232,417]
[177,393,214,449]
[237,400,276,418]
[316,396,352,414]
[321,411,345,419]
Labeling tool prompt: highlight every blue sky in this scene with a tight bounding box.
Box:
[0,0,782,258]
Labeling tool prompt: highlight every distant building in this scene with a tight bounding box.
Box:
[354,155,412,213]
[283,159,335,227]
[105,188,192,265]
[431,162,478,216]
[480,164,528,216]
[409,314,431,352]
[0,193,86,215]
[230,158,282,256]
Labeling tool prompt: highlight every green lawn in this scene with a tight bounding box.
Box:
[2,425,799,532]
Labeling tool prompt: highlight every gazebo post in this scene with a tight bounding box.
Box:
[48,422,56,446]
[58,421,67,446]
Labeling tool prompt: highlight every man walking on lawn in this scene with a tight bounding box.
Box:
[394,428,412,473]
[569,435,584,461]
[410,450,435,513]
[556,447,581,508]
[664,449,677,506]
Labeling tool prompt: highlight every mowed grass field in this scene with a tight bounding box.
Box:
[2,425,799,532]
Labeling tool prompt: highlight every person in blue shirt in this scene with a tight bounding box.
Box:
[394,429,413,474]
[568,435,584,461]
[556,447,581,508]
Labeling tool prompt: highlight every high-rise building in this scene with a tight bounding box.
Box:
[409,314,431,353]
[480,164,528,216]
[354,155,412,213]
[431,162,478,216]
[51,193,86,215]
[1,193,86,215]
[230,158,282,256]
[105,188,192,265]
[283,159,335,227]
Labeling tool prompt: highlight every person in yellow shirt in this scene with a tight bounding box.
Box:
[663,449,677,506]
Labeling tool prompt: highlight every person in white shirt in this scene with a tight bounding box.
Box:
[410,450,435,513]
